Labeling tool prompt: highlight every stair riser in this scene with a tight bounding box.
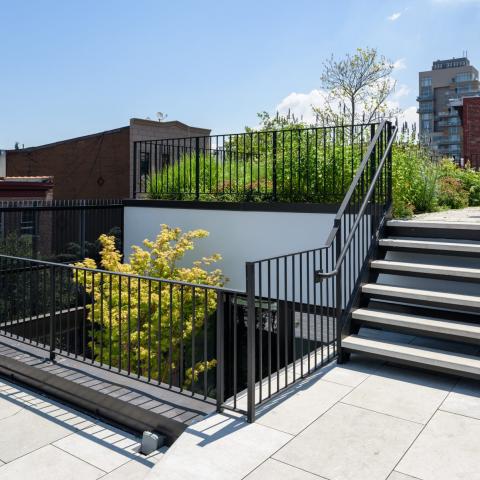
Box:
[362,291,480,314]
[351,319,480,345]
[342,348,480,381]
[386,226,480,241]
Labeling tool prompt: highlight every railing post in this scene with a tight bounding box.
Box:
[195,137,200,200]
[80,202,86,259]
[272,131,277,201]
[132,141,137,198]
[216,291,225,412]
[334,220,344,363]
[370,124,377,239]
[49,265,56,362]
[387,122,393,206]
[246,262,256,423]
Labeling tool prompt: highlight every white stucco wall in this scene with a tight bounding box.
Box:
[124,205,335,291]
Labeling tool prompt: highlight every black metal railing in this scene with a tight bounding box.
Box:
[243,120,396,421]
[0,199,123,262]
[133,124,375,202]
[314,120,396,360]
[0,254,243,404]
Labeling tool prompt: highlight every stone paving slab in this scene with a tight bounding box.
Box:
[244,458,325,479]
[0,445,105,480]
[146,412,292,480]
[273,403,422,480]
[440,378,480,420]
[397,410,480,480]
[342,364,455,424]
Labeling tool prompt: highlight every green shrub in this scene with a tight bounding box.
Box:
[74,226,225,391]
[437,176,469,209]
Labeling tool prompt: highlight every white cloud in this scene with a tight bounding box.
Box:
[393,58,407,71]
[387,11,402,20]
[396,105,418,127]
[274,88,417,128]
[393,84,410,98]
[275,89,331,124]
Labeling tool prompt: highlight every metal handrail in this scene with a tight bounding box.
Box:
[317,121,397,279]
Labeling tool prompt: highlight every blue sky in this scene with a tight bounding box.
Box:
[1,0,479,148]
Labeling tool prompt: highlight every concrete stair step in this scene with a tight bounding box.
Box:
[361,283,480,310]
[387,220,480,230]
[370,259,480,280]
[352,308,480,341]
[342,334,480,378]
[379,237,480,254]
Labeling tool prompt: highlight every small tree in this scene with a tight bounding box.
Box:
[315,47,399,126]
[74,225,225,391]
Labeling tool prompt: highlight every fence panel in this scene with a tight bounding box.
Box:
[0,199,123,262]
[134,124,375,201]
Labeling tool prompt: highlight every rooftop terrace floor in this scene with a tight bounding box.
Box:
[148,327,480,480]
[0,377,164,480]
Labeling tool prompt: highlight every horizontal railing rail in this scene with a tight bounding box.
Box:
[133,124,376,202]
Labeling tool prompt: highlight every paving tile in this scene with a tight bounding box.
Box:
[146,412,292,480]
[273,403,421,480]
[397,410,480,480]
[0,445,104,480]
[440,378,480,420]
[319,354,382,387]
[53,426,140,472]
[387,472,420,480]
[0,393,23,420]
[257,378,350,434]
[0,409,71,462]
[341,364,454,424]
[244,458,325,479]
[101,451,164,480]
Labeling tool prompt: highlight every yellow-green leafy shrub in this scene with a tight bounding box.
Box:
[74,225,225,390]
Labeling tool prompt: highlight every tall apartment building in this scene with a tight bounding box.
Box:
[418,57,479,159]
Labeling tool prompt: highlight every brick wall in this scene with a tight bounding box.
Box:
[129,119,211,197]
[463,97,480,168]
[6,127,130,199]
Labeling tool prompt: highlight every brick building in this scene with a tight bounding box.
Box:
[460,97,480,168]
[5,118,210,200]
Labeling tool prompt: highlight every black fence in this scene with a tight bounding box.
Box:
[133,124,376,202]
[0,199,124,262]
[0,254,239,403]
[244,120,396,421]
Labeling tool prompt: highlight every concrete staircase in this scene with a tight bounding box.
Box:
[342,219,480,380]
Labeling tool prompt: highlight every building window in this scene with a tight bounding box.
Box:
[20,210,37,236]
[456,72,473,83]
[422,121,431,131]
[421,77,432,87]
[420,86,432,97]
[419,102,433,113]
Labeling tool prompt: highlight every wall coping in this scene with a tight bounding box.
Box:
[124,199,340,213]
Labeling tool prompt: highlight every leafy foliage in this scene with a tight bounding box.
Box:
[74,225,225,392]
[392,141,480,218]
